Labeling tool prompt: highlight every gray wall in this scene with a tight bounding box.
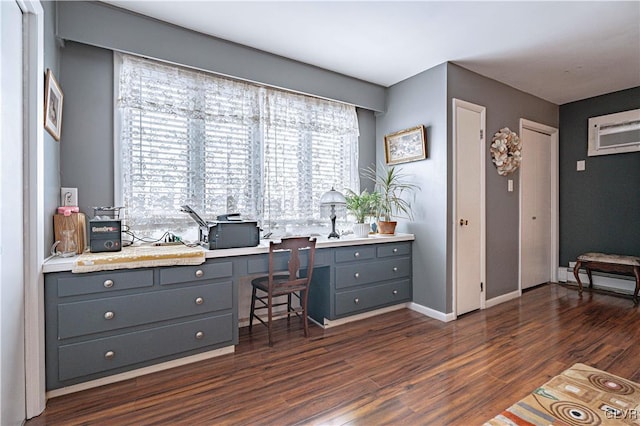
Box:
[56,1,385,112]
[58,42,377,217]
[447,63,558,303]
[377,62,558,315]
[59,42,114,216]
[559,87,640,265]
[376,64,449,313]
[43,1,61,249]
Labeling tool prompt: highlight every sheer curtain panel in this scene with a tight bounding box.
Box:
[116,53,359,239]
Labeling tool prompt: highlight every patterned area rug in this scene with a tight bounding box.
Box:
[485,363,640,425]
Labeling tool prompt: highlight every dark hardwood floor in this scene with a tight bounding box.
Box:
[27,284,640,425]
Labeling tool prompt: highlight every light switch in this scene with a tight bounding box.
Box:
[576,160,585,171]
[508,179,513,192]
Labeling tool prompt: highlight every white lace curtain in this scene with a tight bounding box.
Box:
[117,53,359,237]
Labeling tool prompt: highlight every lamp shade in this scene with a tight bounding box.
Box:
[320,187,346,205]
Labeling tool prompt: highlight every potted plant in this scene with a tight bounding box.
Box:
[364,164,419,235]
[345,189,381,238]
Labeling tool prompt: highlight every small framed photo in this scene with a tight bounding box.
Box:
[44,69,63,141]
[384,125,427,165]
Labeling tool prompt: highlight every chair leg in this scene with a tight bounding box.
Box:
[301,290,309,338]
[267,293,273,347]
[249,286,256,333]
[287,293,292,325]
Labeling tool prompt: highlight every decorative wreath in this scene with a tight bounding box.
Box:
[490,127,522,176]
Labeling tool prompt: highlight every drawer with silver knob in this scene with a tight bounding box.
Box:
[334,257,411,289]
[57,313,233,382]
[335,279,411,316]
[334,246,375,263]
[376,242,411,258]
[56,269,154,297]
[57,281,232,339]
[159,261,233,286]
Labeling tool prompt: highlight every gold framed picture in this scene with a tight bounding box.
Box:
[44,69,63,141]
[384,125,427,165]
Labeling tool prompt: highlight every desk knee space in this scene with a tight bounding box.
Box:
[572,252,640,305]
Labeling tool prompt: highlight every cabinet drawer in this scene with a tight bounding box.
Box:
[58,281,232,339]
[335,257,411,289]
[57,270,154,297]
[377,242,411,258]
[57,313,233,381]
[159,261,232,285]
[335,279,411,316]
[334,246,375,263]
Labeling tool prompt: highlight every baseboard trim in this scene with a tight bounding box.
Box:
[46,345,235,399]
[408,302,456,322]
[317,303,409,328]
[485,290,521,309]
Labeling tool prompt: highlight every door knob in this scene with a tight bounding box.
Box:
[459,219,468,226]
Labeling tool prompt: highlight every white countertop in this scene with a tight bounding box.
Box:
[43,233,415,273]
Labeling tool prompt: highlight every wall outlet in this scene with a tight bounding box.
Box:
[60,187,78,207]
[576,160,586,171]
[508,179,513,192]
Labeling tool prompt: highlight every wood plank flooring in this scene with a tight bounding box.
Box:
[27,284,640,425]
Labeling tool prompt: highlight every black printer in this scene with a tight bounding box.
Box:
[181,205,260,250]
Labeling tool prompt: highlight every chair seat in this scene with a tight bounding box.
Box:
[251,275,308,296]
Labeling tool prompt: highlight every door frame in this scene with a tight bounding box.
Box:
[452,99,486,317]
[18,0,46,418]
[518,118,559,292]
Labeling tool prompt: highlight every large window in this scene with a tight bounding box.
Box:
[116,54,359,238]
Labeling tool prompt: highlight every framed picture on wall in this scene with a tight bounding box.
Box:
[384,125,427,165]
[44,69,63,141]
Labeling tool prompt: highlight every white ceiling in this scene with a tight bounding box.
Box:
[103,1,640,105]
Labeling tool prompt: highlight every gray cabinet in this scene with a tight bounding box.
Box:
[308,241,412,322]
[45,260,237,390]
[44,238,412,390]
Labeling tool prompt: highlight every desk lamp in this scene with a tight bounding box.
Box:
[320,187,346,239]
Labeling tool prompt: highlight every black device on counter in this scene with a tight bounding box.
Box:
[89,219,122,252]
[89,207,123,253]
[181,205,260,250]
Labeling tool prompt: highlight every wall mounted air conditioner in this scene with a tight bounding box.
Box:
[588,108,640,156]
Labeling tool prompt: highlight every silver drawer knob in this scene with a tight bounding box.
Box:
[393,267,398,272]
[393,248,398,253]
[354,252,360,258]
[354,298,359,304]
[104,351,115,360]
[103,279,114,288]
[195,269,204,278]
[392,290,398,295]
[104,311,114,320]
[195,331,204,340]
[354,272,360,279]
[195,297,204,305]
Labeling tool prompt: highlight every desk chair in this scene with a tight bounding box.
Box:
[249,237,316,346]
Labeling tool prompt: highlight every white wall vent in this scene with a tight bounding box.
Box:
[588,108,640,156]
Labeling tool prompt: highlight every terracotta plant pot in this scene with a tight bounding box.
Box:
[377,221,397,235]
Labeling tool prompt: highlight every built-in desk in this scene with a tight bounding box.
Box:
[43,234,414,394]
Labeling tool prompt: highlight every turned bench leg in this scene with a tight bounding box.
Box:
[634,266,639,306]
[573,261,584,295]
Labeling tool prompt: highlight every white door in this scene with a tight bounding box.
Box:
[520,127,552,289]
[1,1,27,424]
[454,99,486,316]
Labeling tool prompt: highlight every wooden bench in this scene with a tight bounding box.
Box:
[573,252,640,305]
